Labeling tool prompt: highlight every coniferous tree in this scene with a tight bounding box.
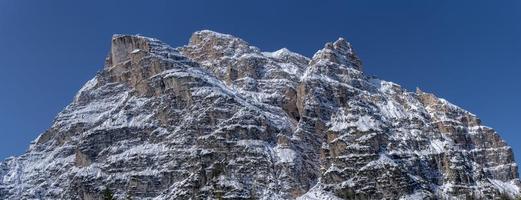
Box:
[102,187,115,200]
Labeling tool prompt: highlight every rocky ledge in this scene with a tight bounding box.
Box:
[1,30,519,200]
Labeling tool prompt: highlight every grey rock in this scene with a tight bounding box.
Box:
[1,30,519,200]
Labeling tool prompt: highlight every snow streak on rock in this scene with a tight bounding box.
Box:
[1,30,519,200]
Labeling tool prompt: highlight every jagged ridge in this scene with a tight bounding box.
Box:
[0,30,519,200]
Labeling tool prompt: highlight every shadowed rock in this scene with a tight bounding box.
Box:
[0,30,519,200]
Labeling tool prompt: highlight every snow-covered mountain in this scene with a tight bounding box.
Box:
[1,30,519,200]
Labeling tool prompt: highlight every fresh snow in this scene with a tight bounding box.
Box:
[489,179,520,197]
[274,146,297,164]
[297,185,343,200]
[1,31,519,200]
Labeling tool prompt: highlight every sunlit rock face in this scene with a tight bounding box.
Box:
[1,30,519,200]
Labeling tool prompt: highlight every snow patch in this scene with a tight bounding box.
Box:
[489,179,520,197]
[297,185,343,200]
[329,108,380,132]
[274,146,297,164]
[361,153,397,170]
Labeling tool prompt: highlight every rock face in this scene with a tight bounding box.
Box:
[1,30,520,200]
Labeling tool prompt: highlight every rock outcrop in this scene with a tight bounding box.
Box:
[1,30,519,200]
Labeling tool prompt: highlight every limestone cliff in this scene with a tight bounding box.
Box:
[1,30,519,200]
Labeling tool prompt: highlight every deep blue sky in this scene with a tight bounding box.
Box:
[0,0,520,168]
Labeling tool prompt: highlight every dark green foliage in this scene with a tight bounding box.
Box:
[465,192,478,200]
[102,187,115,200]
[210,162,226,179]
[215,189,224,200]
[498,192,516,200]
[336,188,357,200]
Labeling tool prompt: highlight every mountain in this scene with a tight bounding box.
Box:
[1,30,519,200]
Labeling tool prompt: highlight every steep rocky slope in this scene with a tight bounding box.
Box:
[1,30,519,200]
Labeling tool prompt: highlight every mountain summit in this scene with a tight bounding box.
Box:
[1,30,519,200]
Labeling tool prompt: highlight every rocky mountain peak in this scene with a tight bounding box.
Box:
[1,30,519,200]
[108,34,152,67]
[186,30,257,58]
[311,37,363,71]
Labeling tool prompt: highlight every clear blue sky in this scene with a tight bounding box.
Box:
[0,0,520,169]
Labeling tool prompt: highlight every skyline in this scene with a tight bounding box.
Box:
[0,0,520,173]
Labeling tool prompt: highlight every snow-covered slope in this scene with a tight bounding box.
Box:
[1,30,519,200]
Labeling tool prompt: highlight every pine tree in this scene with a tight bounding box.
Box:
[102,187,115,200]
